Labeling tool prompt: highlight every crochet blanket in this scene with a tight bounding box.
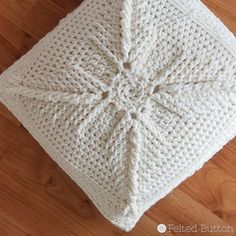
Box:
[0,0,236,231]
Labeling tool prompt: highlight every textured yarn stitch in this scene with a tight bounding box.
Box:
[0,0,236,231]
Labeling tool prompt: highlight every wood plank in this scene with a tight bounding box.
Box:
[0,0,37,27]
[147,189,235,236]
[211,139,236,180]
[179,162,236,228]
[0,14,36,54]
[202,0,236,33]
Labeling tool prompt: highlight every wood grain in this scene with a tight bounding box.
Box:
[0,1,236,235]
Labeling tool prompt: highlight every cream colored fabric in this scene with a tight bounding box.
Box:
[0,0,236,231]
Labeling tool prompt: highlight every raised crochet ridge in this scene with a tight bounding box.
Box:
[0,0,236,231]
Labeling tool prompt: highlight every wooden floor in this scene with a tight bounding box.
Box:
[0,0,236,235]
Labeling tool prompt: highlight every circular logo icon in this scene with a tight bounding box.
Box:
[157,224,167,233]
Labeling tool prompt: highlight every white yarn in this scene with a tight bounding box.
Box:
[121,0,133,61]
[0,0,236,231]
[126,119,140,216]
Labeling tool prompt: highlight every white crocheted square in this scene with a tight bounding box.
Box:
[0,0,236,231]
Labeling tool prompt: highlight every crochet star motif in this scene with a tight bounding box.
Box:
[67,37,219,143]
[70,50,185,146]
[4,24,235,166]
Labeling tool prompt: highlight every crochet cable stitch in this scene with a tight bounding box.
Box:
[0,0,236,231]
